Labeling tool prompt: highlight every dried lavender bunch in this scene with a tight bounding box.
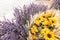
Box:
[0,21,28,40]
[14,3,47,24]
[0,3,47,40]
[51,0,60,9]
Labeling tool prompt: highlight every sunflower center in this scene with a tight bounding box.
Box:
[38,18,41,20]
[47,34,51,38]
[43,16,45,18]
[52,21,54,23]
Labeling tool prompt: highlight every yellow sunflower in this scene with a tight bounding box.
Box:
[34,16,43,26]
[41,28,56,40]
[30,25,38,34]
[49,17,58,25]
[32,35,37,40]
[42,21,50,26]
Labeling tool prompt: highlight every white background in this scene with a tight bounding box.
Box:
[0,0,34,21]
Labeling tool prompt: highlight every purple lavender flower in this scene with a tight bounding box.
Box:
[0,3,47,40]
[52,0,60,9]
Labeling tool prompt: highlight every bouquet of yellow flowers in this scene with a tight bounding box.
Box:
[29,11,58,40]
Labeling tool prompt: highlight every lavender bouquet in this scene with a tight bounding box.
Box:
[0,3,47,40]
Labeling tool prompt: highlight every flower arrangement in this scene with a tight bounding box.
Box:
[29,11,58,40]
[0,0,60,40]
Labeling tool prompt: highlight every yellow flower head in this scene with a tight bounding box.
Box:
[30,25,38,34]
[32,35,37,40]
[41,28,56,40]
[49,17,58,25]
[42,12,54,18]
[42,21,50,26]
[34,16,43,26]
